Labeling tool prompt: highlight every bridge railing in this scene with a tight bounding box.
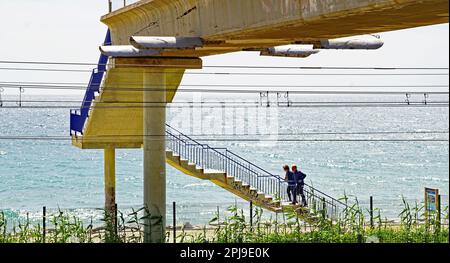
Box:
[70,31,111,135]
[108,0,140,12]
[166,124,346,219]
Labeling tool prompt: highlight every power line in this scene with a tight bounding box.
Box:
[0,136,447,142]
[202,66,450,70]
[0,78,448,87]
[0,60,449,70]
[1,81,449,89]
[0,67,91,73]
[3,132,449,137]
[1,104,448,109]
[0,60,98,66]
[0,84,448,93]
[191,131,449,136]
[0,67,449,76]
[2,83,448,89]
[1,95,447,108]
[1,100,449,105]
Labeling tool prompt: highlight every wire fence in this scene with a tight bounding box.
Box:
[2,195,448,231]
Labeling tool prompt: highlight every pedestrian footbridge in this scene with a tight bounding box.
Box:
[70,0,448,242]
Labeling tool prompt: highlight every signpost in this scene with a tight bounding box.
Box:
[424,188,440,224]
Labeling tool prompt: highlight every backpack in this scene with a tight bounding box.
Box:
[297,171,307,184]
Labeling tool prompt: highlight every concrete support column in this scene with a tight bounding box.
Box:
[104,148,116,222]
[143,70,167,243]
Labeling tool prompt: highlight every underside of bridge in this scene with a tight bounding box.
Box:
[101,0,449,58]
[71,0,448,243]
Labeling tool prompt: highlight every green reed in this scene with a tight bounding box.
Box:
[196,195,448,243]
[0,197,448,243]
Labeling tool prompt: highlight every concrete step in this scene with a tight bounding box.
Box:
[226,176,235,183]
[167,147,323,220]
[241,183,251,189]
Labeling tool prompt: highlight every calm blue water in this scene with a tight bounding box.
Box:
[0,94,448,225]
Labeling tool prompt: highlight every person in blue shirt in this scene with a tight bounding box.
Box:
[292,165,307,207]
[283,165,297,205]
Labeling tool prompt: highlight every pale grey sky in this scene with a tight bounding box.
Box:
[0,0,448,96]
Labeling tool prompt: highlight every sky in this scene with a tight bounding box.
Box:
[0,0,448,96]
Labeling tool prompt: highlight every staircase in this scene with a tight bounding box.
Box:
[70,31,111,135]
[165,124,346,222]
[70,31,346,223]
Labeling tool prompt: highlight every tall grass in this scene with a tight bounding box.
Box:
[200,195,449,243]
[0,207,163,243]
[0,197,448,243]
[0,209,93,243]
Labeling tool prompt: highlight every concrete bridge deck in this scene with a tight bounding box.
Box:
[101,0,448,57]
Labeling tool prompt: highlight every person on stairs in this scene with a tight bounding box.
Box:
[292,165,307,207]
[283,165,297,205]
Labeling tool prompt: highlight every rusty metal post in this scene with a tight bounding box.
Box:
[370,196,374,228]
[114,203,118,236]
[42,206,46,243]
[250,201,253,230]
[173,202,176,243]
[437,194,441,230]
[322,197,326,218]
[357,234,363,243]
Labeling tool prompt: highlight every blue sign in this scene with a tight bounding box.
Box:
[425,188,439,212]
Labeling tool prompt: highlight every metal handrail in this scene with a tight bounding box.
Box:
[165,124,347,218]
[303,182,347,207]
[70,30,111,135]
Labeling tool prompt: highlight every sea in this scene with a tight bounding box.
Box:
[0,93,448,226]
